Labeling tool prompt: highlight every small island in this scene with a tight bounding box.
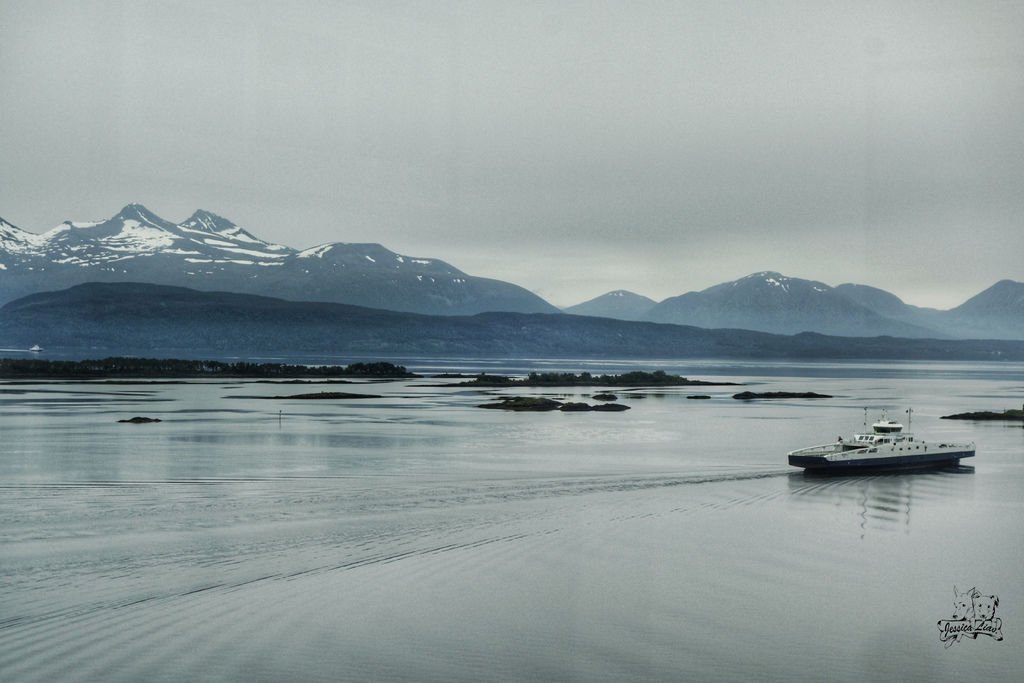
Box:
[260,391,382,400]
[732,391,832,400]
[118,416,162,423]
[446,370,738,388]
[942,407,1024,421]
[478,396,630,412]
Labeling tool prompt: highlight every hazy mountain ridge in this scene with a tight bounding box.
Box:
[562,290,656,321]
[946,280,1024,339]
[572,272,1023,340]
[3,282,1024,361]
[0,282,728,357]
[644,272,939,338]
[0,205,557,316]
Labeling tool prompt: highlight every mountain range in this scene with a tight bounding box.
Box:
[571,272,1024,340]
[1,205,1022,340]
[0,204,556,316]
[3,282,1024,361]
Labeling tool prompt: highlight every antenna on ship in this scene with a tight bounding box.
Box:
[863,407,867,431]
[906,407,912,431]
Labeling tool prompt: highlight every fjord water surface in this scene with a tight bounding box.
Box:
[1,361,1022,681]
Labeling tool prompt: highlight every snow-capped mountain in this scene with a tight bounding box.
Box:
[567,273,1024,339]
[644,271,943,337]
[33,204,291,268]
[0,205,557,316]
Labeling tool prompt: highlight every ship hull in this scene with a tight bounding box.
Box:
[788,449,974,473]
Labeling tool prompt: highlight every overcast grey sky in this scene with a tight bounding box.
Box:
[2,1,1022,309]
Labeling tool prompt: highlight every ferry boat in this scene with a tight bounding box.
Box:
[787,409,975,473]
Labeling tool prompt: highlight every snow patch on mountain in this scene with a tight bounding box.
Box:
[106,220,178,251]
[297,244,333,259]
[0,218,46,253]
[213,245,288,259]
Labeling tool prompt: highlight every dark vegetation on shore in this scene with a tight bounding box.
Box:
[0,358,416,379]
[444,370,737,388]
[942,408,1024,421]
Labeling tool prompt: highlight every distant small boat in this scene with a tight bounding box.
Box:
[29,344,42,353]
[788,409,975,473]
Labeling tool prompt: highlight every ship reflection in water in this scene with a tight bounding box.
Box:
[787,466,974,538]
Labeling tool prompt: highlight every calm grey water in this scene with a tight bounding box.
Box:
[2,359,1023,681]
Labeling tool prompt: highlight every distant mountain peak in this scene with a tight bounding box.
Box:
[740,271,817,285]
[186,208,234,225]
[953,279,1024,312]
[116,203,163,222]
[747,270,786,279]
[563,289,656,321]
[717,272,829,296]
[647,271,940,337]
[181,209,240,235]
